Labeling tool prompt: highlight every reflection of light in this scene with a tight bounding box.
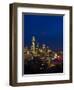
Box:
[41,63,44,66]
[52,58,55,60]
[40,67,43,70]
[39,49,43,52]
[57,55,61,60]
[47,49,51,53]
[57,56,60,58]
[27,51,30,55]
[54,53,57,58]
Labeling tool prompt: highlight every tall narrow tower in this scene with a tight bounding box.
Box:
[32,36,36,54]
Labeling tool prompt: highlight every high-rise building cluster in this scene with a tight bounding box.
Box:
[24,36,63,66]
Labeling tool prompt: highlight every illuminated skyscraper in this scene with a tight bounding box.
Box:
[31,36,36,54]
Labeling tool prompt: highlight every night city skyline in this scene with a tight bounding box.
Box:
[23,13,63,74]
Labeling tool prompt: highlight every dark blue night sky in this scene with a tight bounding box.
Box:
[23,14,63,51]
